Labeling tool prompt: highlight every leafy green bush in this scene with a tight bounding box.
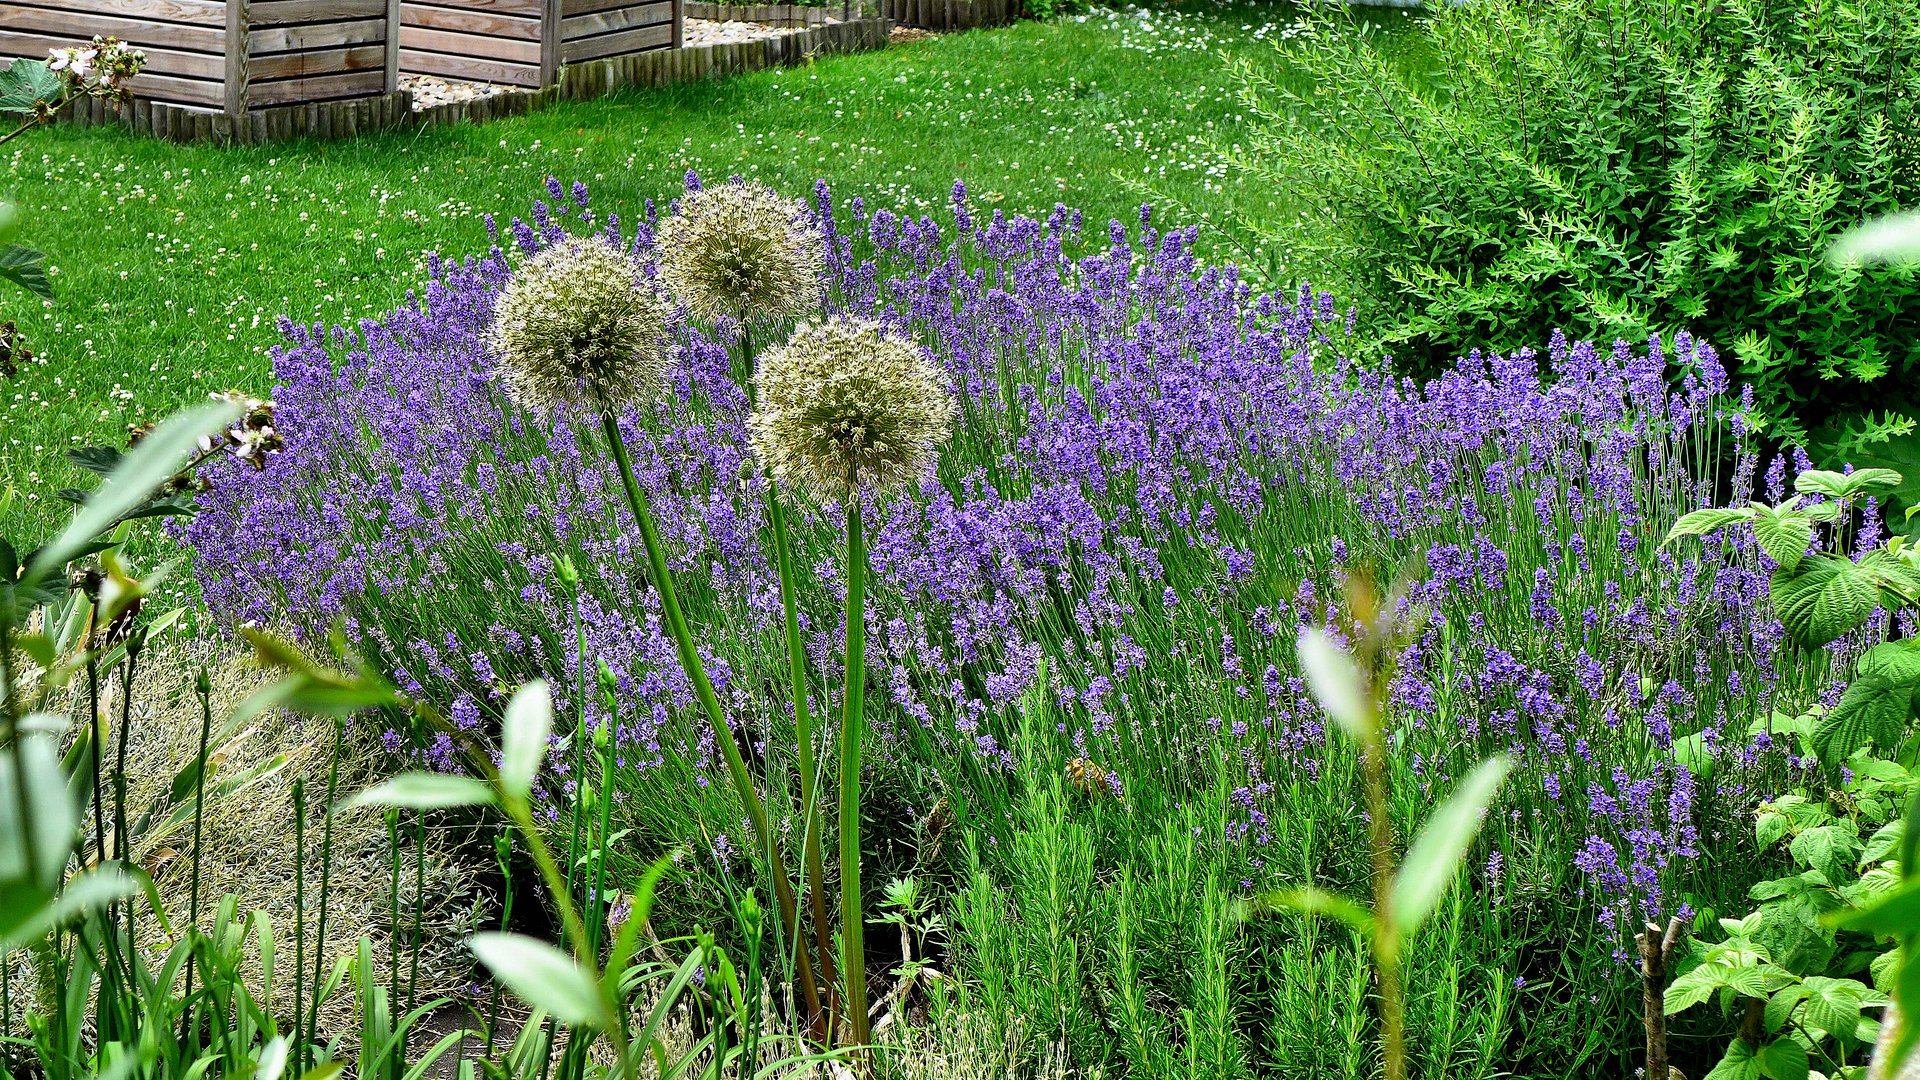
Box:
[1229,0,1920,453]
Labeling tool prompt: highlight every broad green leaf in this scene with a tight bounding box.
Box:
[0,733,77,896]
[1757,811,1790,850]
[1666,506,1754,545]
[1705,1038,1762,1080]
[345,773,492,812]
[1789,823,1860,880]
[1756,1036,1808,1080]
[1392,755,1511,934]
[470,932,609,1029]
[0,244,51,300]
[1297,629,1371,740]
[1829,210,1920,267]
[0,60,61,114]
[0,202,17,247]
[1812,672,1915,763]
[26,400,240,583]
[1752,506,1813,572]
[1753,898,1836,976]
[1795,468,1905,500]
[1800,976,1869,1037]
[1771,558,1881,648]
[256,1036,289,1080]
[499,681,551,802]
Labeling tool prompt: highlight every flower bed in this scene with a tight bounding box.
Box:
[185,178,1848,1071]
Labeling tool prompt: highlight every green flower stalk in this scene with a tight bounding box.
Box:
[658,182,840,1035]
[490,233,824,1025]
[751,317,957,1050]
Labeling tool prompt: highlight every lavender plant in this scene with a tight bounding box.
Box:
[183,178,1859,1074]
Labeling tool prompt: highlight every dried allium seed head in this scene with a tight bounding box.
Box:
[655,181,825,323]
[749,318,956,501]
[489,237,675,413]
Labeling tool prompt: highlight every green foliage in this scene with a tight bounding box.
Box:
[1229,0,1920,448]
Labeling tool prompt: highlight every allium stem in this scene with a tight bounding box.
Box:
[595,408,822,1026]
[838,490,872,1052]
[770,489,842,1034]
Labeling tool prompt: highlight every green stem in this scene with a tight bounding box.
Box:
[769,492,841,1033]
[182,669,215,1046]
[838,492,872,1052]
[294,777,307,1072]
[596,409,821,1025]
[308,719,343,1051]
[1364,723,1404,1080]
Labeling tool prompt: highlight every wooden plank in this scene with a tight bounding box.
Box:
[400,26,541,63]
[561,2,669,40]
[15,0,224,25]
[249,18,386,53]
[0,30,227,78]
[0,4,223,51]
[403,0,541,19]
[560,20,668,61]
[250,44,386,79]
[249,0,387,25]
[246,67,385,104]
[559,0,639,19]
[224,0,246,116]
[400,4,538,40]
[396,48,539,85]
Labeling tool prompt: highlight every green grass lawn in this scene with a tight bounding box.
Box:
[0,2,1417,534]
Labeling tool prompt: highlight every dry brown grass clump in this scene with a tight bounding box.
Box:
[5,633,493,1046]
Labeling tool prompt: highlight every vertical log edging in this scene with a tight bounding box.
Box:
[43,13,892,144]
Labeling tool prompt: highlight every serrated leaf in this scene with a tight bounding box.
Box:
[1771,557,1881,648]
[0,245,52,300]
[1756,1036,1808,1080]
[63,446,122,477]
[1666,506,1755,545]
[1800,976,1868,1037]
[1704,1037,1762,1080]
[1830,878,1920,938]
[1752,506,1814,572]
[1758,811,1790,849]
[470,932,608,1029]
[499,681,551,802]
[0,60,62,114]
[1766,984,1811,1034]
[1392,755,1510,934]
[1812,672,1914,764]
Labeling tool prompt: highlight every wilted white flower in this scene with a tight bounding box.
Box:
[488,237,675,413]
[749,318,956,500]
[655,181,825,324]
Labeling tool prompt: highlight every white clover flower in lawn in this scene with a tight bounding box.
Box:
[749,317,957,501]
[655,181,825,324]
[488,236,675,413]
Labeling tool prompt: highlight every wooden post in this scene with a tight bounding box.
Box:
[672,0,684,50]
[224,0,250,121]
[384,0,401,93]
[539,0,563,87]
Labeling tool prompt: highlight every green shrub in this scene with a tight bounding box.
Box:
[1228,0,1920,453]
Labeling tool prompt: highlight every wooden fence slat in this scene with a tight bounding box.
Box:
[399,4,540,41]
[249,43,387,79]
[249,17,387,52]
[559,19,669,61]
[396,47,541,84]
[401,25,542,63]
[14,0,225,26]
[249,0,387,26]
[0,4,224,51]
[560,1,670,41]
[246,67,385,104]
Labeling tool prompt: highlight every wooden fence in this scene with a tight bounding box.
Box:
[398,0,681,88]
[39,12,890,141]
[0,0,402,114]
